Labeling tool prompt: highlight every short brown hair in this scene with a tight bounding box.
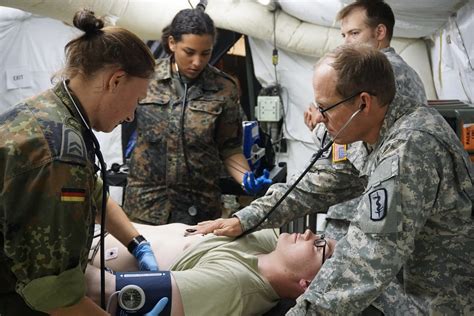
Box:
[319,44,395,106]
[61,9,155,80]
[337,0,395,41]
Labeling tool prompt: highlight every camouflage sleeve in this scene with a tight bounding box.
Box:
[383,48,427,105]
[216,83,243,160]
[93,175,108,218]
[287,132,443,315]
[235,155,366,232]
[2,160,95,312]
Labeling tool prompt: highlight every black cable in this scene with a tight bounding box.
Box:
[272,10,279,83]
[89,132,109,309]
[179,83,191,176]
[238,133,333,237]
[238,104,365,237]
[62,80,109,309]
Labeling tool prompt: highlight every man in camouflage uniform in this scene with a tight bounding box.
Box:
[306,0,427,134]
[191,44,474,315]
[124,56,245,225]
[300,4,434,311]
[313,0,428,242]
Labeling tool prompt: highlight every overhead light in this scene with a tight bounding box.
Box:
[257,0,278,11]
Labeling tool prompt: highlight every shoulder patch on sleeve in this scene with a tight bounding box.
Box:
[60,126,87,165]
[369,188,387,221]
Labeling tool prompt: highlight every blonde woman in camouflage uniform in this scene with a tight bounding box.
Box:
[0,9,164,315]
[189,44,474,315]
[124,8,271,226]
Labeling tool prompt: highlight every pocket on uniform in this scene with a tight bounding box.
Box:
[137,98,170,143]
[188,101,223,115]
[186,101,223,143]
[356,155,401,234]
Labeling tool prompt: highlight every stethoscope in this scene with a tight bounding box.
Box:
[62,80,109,309]
[238,105,365,238]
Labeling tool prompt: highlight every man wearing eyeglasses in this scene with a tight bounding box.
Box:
[188,44,474,315]
[305,0,426,133]
[85,223,335,316]
[303,0,429,254]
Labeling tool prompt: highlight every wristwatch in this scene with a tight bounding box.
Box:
[127,234,147,254]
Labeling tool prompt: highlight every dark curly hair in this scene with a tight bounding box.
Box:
[161,8,216,54]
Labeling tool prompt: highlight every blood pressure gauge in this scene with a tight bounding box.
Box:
[118,285,146,311]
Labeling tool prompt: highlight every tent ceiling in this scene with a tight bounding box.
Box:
[278,0,469,38]
[0,0,470,56]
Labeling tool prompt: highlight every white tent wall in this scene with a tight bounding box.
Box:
[0,0,473,179]
[429,0,474,102]
[249,37,319,177]
[0,7,79,114]
[280,0,468,39]
[0,7,124,203]
[249,35,436,176]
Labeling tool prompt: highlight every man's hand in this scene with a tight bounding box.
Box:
[144,297,169,316]
[242,169,272,195]
[304,102,319,131]
[184,217,243,237]
[132,242,159,271]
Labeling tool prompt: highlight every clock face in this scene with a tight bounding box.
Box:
[119,285,145,311]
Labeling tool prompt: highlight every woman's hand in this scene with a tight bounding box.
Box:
[184,217,243,237]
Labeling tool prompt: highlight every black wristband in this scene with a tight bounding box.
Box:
[127,235,147,254]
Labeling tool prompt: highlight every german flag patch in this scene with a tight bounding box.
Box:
[61,188,86,202]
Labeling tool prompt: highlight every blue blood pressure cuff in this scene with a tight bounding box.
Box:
[115,271,171,316]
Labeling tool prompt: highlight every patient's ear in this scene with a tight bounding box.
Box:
[298,279,312,292]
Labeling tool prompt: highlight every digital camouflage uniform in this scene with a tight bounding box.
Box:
[0,82,102,315]
[324,46,428,241]
[234,93,474,315]
[124,57,242,225]
[306,49,431,314]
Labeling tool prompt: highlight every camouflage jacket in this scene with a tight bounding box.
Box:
[0,82,101,314]
[382,47,427,105]
[236,94,474,315]
[124,57,242,225]
[325,47,428,240]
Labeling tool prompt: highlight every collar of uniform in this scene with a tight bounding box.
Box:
[373,93,420,150]
[53,80,90,131]
[155,57,173,81]
[198,66,220,92]
[380,47,395,55]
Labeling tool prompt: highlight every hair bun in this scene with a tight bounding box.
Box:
[73,9,104,34]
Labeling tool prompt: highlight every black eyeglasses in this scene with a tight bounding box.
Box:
[313,91,362,119]
[314,234,327,265]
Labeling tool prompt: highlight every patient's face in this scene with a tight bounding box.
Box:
[275,230,335,279]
